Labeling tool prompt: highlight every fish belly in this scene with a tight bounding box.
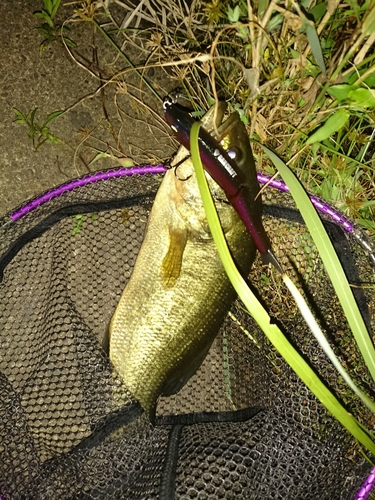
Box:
[109,169,255,416]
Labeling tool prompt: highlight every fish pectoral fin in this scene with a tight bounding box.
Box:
[161,227,188,288]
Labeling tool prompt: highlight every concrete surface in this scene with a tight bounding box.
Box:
[0,0,174,217]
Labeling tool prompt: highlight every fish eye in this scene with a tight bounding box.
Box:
[227,147,242,162]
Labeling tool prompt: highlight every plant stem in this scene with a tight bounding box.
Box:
[93,20,162,103]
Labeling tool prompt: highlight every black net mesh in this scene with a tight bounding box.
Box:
[0,169,374,499]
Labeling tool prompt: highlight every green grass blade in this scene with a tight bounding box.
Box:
[284,274,375,413]
[190,121,375,454]
[303,17,326,76]
[94,21,162,103]
[261,145,375,382]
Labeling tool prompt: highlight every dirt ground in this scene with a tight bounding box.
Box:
[0,0,175,217]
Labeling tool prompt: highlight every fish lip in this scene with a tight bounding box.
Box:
[203,101,227,135]
[203,104,242,148]
[215,111,242,142]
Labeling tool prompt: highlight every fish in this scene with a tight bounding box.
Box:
[108,103,261,418]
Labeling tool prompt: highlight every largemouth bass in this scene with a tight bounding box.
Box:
[109,103,260,417]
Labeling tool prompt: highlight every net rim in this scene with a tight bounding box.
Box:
[1,164,375,499]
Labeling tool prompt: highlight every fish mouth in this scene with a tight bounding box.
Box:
[200,101,227,133]
[171,102,246,172]
[171,101,252,205]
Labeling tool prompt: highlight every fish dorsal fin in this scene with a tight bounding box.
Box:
[161,227,188,288]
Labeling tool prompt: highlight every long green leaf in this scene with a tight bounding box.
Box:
[190,121,375,454]
[306,109,350,145]
[13,108,26,124]
[261,145,375,382]
[51,0,62,18]
[302,17,326,76]
[44,110,64,126]
[326,84,356,102]
[44,0,53,15]
[284,274,375,413]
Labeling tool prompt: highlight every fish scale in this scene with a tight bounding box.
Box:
[109,104,260,418]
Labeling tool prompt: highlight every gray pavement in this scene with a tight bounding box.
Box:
[0,0,174,217]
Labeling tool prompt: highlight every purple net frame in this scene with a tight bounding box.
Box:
[10,165,167,221]
[7,165,356,235]
[6,164,375,499]
[8,165,374,260]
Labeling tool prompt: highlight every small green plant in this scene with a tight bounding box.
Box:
[71,214,85,236]
[13,108,64,150]
[70,214,98,236]
[33,0,76,54]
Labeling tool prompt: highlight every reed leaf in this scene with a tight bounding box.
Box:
[261,145,375,383]
[190,121,375,455]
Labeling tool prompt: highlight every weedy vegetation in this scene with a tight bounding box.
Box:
[33,0,76,53]
[13,107,64,150]
[119,0,375,233]
[23,0,375,232]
